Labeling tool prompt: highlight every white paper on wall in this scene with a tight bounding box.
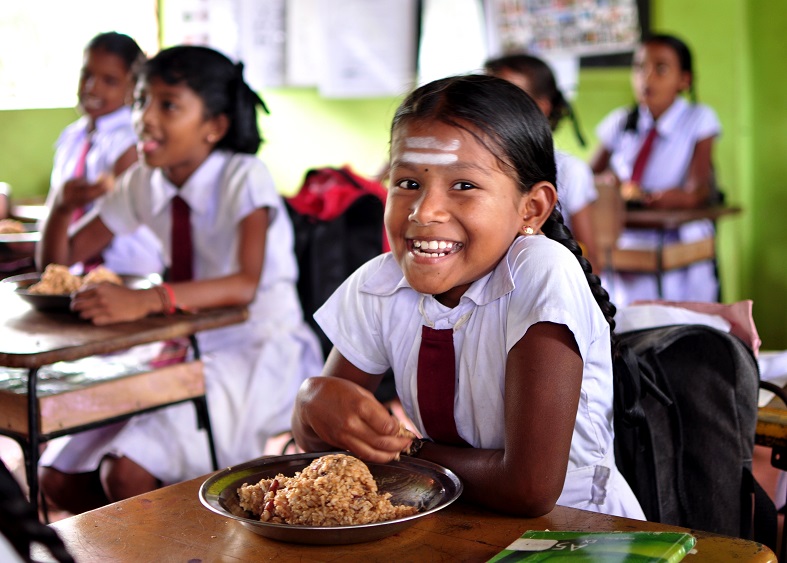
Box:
[417,0,488,86]
[316,0,418,98]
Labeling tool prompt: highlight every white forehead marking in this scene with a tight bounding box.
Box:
[401,151,458,165]
[405,136,461,150]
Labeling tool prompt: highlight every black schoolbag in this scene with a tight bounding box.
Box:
[613,324,776,549]
[285,166,388,359]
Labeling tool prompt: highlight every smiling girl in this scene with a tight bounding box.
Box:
[291,74,644,519]
[37,45,323,513]
[42,32,162,276]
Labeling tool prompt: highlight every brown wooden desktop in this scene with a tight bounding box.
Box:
[0,285,248,517]
[36,471,777,562]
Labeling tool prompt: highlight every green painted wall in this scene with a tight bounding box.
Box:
[1,0,786,345]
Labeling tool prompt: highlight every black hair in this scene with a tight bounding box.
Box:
[86,31,145,78]
[484,53,586,147]
[625,33,696,131]
[391,74,616,331]
[141,45,270,154]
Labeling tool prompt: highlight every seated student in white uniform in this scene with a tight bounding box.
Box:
[590,33,721,307]
[291,75,645,519]
[485,53,600,273]
[42,31,163,276]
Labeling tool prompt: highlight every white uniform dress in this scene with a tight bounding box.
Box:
[44,106,164,276]
[555,149,597,234]
[40,150,325,484]
[595,97,721,306]
[315,235,645,519]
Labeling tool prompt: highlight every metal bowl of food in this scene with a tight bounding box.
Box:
[199,451,463,545]
[2,272,156,312]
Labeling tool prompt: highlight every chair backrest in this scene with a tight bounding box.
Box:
[613,324,776,549]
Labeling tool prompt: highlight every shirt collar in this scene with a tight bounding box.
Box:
[359,239,519,307]
[638,97,688,138]
[93,106,133,135]
[150,150,228,216]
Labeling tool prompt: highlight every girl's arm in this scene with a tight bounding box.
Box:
[291,348,413,462]
[112,145,139,177]
[643,136,715,209]
[589,145,612,175]
[418,321,583,517]
[71,207,269,325]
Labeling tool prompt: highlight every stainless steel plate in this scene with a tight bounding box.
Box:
[199,451,463,545]
[1,272,156,312]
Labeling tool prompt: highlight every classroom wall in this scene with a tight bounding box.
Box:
[1,0,786,346]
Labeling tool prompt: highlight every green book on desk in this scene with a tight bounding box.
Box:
[487,530,696,562]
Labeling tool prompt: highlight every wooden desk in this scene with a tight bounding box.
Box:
[601,205,741,297]
[36,473,776,562]
[0,285,248,516]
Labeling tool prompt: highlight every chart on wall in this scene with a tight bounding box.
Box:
[484,0,642,59]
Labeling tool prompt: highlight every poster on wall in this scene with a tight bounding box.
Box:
[485,0,642,60]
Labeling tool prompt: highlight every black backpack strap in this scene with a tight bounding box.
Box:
[740,466,778,552]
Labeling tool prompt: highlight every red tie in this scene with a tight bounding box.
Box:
[630,126,658,185]
[416,326,469,446]
[169,195,193,282]
[71,137,92,223]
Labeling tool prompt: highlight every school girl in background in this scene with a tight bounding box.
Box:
[36,45,324,513]
[590,33,721,306]
[485,53,600,273]
[42,32,163,276]
[291,74,644,519]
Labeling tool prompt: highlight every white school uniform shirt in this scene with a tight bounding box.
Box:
[39,150,324,484]
[555,149,597,232]
[315,235,644,519]
[595,97,722,306]
[44,106,164,276]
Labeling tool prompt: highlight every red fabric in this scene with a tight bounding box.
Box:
[287,166,390,252]
[416,326,469,446]
[631,127,658,185]
[169,195,193,282]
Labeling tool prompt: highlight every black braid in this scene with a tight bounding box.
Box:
[540,208,617,333]
[0,461,75,563]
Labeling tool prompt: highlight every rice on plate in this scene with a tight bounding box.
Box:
[238,453,418,526]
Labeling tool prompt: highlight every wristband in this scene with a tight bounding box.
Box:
[155,283,176,315]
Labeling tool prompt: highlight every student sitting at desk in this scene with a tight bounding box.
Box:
[36,45,323,514]
[42,32,163,276]
[590,33,721,306]
[292,74,644,519]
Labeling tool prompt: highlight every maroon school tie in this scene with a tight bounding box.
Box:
[70,137,92,223]
[630,126,658,185]
[416,326,469,446]
[169,195,193,282]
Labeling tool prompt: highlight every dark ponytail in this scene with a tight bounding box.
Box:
[142,46,270,155]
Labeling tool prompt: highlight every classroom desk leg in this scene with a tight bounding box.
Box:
[768,447,787,563]
[187,334,219,471]
[656,231,665,298]
[24,366,42,520]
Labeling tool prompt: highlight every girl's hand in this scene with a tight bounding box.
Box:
[294,376,411,463]
[71,283,158,325]
[58,174,113,212]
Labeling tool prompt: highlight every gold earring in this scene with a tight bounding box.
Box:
[523,226,534,235]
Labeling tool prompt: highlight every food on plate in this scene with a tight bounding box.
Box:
[27,264,83,295]
[0,218,26,234]
[82,265,123,287]
[27,264,123,295]
[237,453,418,526]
